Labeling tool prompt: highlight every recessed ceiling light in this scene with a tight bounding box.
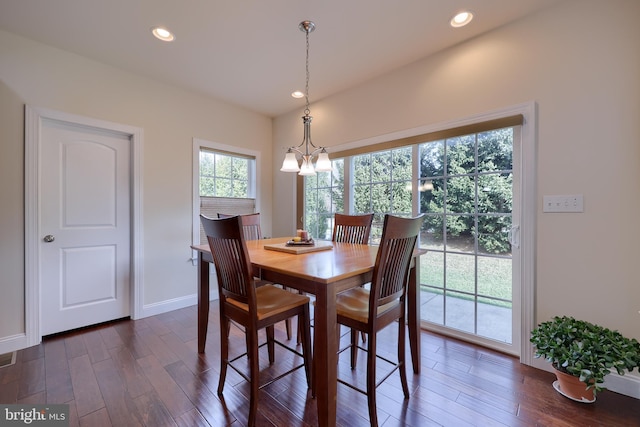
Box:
[450,11,473,28]
[291,91,304,99]
[152,26,175,42]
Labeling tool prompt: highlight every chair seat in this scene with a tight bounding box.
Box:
[335,287,400,324]
[228,284,310,321]
[254,278,272,287]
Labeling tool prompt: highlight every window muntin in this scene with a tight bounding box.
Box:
[353,146,413,243]
[304,159,344,240]
[419,128,513,254]
[419,127,514,342]
[199,150,253,198]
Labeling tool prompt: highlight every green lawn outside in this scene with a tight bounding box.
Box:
[419,250,512,308]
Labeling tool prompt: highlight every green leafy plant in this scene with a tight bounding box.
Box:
[530,316,640,395]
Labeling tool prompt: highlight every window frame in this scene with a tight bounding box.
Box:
[199,149,254,199]
[192,138,261,249]
[302,158,345,240]
[297,102,536,363]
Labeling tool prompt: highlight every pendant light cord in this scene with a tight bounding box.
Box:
[304,27,310,116]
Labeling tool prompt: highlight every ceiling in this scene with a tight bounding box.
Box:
[0,0,562,117]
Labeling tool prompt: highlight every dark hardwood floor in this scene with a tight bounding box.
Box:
[1,304,638,426]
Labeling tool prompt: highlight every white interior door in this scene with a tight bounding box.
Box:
[40,119,131,335]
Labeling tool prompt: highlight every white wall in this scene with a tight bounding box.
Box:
[0,30,273,343]
[274,0,640,343]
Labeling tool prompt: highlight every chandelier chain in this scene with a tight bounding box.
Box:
[305,27,310,116]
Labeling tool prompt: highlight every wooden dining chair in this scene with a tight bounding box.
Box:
[335,213,423,427]
[217,212,262,241]
[297,213,375,344]
[217,213,268,283]
[332,212,374,245]
[200,215,313,427]
[217,213,293,342]
[333,213,374,344]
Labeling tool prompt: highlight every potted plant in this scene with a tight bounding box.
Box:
[530,316,640,402]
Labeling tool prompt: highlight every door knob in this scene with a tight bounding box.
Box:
[43,234,55,243]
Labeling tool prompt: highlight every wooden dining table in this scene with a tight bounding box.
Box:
[192,237,424,427]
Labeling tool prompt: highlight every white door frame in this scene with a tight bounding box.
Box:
[24,105,144,346]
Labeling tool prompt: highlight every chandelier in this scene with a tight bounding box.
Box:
[280,20,331,176]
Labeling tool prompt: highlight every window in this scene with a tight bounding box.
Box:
[199,150,251,198]
[299,111,532,357]
[304,147,413,243]
[304,159,344,240]
[419,128,514,344]
[192,139,259,245]
[353,147,413,242]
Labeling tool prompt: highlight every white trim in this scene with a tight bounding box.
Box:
[191,138,261,261]
[139,294,199,318]
[0,333,29,354]
[24,106,40,348]
[130,127,144,321]
[530,357,640,400]
[603,371,640,400]
[518,101,538,365]
[510,124,523,356]
[24,106,144,348]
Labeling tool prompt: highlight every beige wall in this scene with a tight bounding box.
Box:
[274,0,640,340]
[0,30,273,340]
[0,81,26,337]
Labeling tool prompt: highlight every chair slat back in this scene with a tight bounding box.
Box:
[370,214,424,312]
[332,213,374,244]
[218,212,263,241]
[201,215,255,306]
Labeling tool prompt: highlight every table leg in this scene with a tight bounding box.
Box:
[314,284,338,427]
[197,251,210,353]
[408,261,421,373]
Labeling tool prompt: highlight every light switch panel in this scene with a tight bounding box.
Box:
[543,195,584,213]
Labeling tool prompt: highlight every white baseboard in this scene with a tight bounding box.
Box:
[138,289,219,319]
[1,290,220,353]
[140,294,198,318]
[603,370,640,400]
[0,333,29,354]
[529,357,640,400]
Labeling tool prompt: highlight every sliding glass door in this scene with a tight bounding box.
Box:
[302,120,525,355]
[418,127,518,352]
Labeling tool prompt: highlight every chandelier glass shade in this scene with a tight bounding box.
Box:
[280,20,331,175]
